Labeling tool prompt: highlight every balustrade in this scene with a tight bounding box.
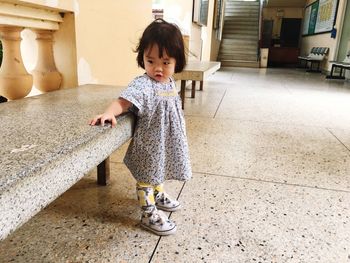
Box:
[0,2,63,100]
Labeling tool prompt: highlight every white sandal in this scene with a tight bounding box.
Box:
[141,208,176,236]
[155,192,181,212]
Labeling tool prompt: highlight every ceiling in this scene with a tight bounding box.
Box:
[265,0,307,8]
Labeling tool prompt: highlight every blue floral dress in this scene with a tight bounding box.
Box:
[119,74,192,185]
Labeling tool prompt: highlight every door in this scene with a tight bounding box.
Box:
[262,19,273,48]
[280,18,302,47]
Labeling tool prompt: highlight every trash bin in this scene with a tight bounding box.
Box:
[260,48,269,68]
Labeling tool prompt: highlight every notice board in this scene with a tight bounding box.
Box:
[302,0,339,36]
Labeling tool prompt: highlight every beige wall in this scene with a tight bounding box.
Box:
[75,0,152,86]
[54,12,77,89]
[301,0,347,71]
[17,0,74,11]
[11,0,221,93]
[18,0,153,92]
[263,8,303,37]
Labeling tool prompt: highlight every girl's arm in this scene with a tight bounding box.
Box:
[89,98,132,128]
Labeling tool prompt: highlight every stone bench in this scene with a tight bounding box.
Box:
[0,84,135,240]
[174,61,221,109]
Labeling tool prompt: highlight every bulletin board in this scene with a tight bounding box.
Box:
[302,0,339,36]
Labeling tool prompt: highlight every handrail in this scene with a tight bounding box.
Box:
[257,0,264,61]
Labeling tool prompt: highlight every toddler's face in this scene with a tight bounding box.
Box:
[143,44,176,83]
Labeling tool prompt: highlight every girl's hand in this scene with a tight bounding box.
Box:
[89,98,131,128]
[89,113,117,128]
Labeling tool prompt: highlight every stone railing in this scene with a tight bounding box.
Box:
[0,2,63,100]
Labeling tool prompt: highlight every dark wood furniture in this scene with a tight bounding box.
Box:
[268,47,300,66]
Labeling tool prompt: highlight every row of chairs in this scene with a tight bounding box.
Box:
[298,47,350,79]
[298,47,329,72]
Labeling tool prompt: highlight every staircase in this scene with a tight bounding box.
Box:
[218,0,260,68]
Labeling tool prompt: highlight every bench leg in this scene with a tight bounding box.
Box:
[97,157,110,186]
[180,80,186,109]
[200,81,203,91]
[326,65,346,79]
[331,64,335,76]
[306,61,321,73]
[191,81,196,98]
[305,60,310,70]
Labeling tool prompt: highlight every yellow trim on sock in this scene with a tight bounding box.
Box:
[136,182,155,207]
[154,183,164,193]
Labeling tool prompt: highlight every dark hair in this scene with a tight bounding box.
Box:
[136,19,186,73]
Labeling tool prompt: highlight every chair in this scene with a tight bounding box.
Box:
[326,50,350,79]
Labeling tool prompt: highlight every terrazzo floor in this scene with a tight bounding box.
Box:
[1,68,350,262]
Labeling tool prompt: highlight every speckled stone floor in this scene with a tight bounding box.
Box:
[1,68,350,262]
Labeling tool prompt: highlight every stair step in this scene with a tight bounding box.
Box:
[221,60,260,68]
[223,28,259,35]
[224,16,258,22]
[224,24,258,30]
[226,2,259,6]
[221,39,258,50]
[225,7,260,11]
[220,45,257,52]
[218,0,260,67]
[219,53,258,61]
[223,28,258,33]
[221,38,258,44]
[222,32,258,38]
[222,34,258,40]
[225,6,259,10]
[224,20,259,26]
[225,11,259,16]
[220,48,257,55]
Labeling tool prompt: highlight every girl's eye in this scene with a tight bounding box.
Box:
[164,61,170,65]
[147,60,153,64]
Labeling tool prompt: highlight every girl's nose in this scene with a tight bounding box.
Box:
[155,64,162,71]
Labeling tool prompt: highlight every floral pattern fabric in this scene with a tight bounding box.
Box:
[119,74,192,185]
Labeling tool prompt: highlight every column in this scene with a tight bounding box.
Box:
[0,26,33,100]
[32,29,61,92]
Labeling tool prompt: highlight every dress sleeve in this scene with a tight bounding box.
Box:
[119,76,148,116]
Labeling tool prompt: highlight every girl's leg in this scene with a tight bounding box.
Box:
[154,183,181,212]
[136,182,176,236]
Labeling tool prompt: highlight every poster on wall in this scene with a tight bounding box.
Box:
[315,0,339,33]
[308,1,319,34]
[302,0,339,36]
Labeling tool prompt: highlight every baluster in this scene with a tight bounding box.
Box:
[32,29,61,92]
[0,26,33,100]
